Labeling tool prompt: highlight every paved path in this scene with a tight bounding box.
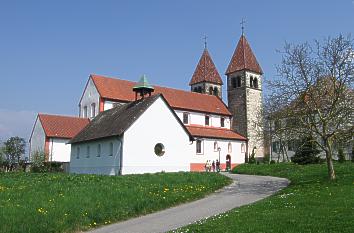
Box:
[89,173,289,233]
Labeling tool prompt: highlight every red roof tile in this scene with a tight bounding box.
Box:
[189,49,223,85]
[186,126,246,140]
[91,74,231,116]
[226,35,263,75]
[38,114,90,139]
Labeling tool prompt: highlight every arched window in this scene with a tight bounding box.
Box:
[209,86,213,95]
[197,86,202,93]
[250,76,254,88]
[214,141,218,151]
[193,87,198,92]
[228,142,232,153]
[76,147,80,159]
[231,77,237,88]
[97,144,101,157]
[236,76,241,87]
[241,143,246,153]
[91,103,96,118]
[109,142,113,156]
[213,87,218,96]
[253,78,258,89]
[86,145,90,158]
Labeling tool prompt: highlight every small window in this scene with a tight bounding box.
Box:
[86,146,90,158]
[91,103,96,118]
[154,143,165,156]
[193,87,198,92]
[213,87,218,96]
[214,141,218,152]
[183,112,189,124]
[109,142,113,156]
[97,144,101,157]
[220,117,225,127]
[197,86,202,93]
[196,140,203,154]
[205,115,210,126]
[76,147,80,159]
[237,76,241,87]
[209,86,213,95]
[228,142,232,153]
[250,76,254,88]
[241,143,246,153]
[253,78,258,89]
[231,77,237,88]
[83,106,88,118]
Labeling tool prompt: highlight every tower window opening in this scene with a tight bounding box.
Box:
[254,78,259,89]
[237,76,241,87]
[250,76,254,88]
[209,86,213,95]
[231,78,237,88]
[213,87,218,96]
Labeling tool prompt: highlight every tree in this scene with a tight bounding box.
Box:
[3,136,26,169]
[269,34,354,180]
[291,137,321,165]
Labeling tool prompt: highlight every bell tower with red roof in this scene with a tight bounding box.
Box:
[226,30,264,158]
[189,39,223,99]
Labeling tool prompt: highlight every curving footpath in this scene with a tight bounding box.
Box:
[88,173,289,233]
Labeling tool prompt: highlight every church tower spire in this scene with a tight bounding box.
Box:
[226,31,264,159]
[189,41,223,98]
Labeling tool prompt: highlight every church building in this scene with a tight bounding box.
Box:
[29,32,264,175]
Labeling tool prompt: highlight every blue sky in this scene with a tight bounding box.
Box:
[0,0,353,145]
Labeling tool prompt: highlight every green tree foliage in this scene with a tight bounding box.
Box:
[3,136,26,165]
[30,151,47,173]
[292,138,321,165]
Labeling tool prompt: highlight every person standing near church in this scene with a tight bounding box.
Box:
[212,160,215,172]
[216,160,220,172]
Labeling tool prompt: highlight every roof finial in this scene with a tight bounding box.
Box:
[203,34,208,49]
[240,18,246,35]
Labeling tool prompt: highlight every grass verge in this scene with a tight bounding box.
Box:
[0,172,231,233]
[172,162,354,233]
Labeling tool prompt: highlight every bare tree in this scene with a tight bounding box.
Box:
[270,34,354,180]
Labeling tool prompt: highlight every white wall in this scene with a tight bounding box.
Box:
[48,138,71,162]
[103,100,126,111]
[122,97,193,174]
[79,78,100,118]
[190,138,246,170]
[70,137,122,175]
[175,110,231,129]
[29,118,46,160]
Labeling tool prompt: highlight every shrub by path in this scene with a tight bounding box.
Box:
[89,173,289,233]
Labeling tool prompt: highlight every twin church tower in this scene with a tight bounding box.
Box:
[189,33,264,157]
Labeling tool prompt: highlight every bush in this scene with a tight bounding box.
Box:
[263,154,270,164]
[248,148,256,164]
[291,137,321,165]
[337,147,345,163]
[30,151,47,172]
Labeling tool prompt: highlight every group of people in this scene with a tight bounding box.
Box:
[204,160,220,172]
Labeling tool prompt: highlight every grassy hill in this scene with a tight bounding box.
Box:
[172,163,354,233]
[0,172,231,233]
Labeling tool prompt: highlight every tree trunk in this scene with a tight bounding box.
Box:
[325,151,336,180]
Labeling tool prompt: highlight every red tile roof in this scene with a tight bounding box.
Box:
[38,114,90,139]
[226,35,263,75]
[91,74,231,116]
[189,49,223,85]
[186,126,246,140]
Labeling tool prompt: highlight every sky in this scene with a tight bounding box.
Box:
[0,0,353,147]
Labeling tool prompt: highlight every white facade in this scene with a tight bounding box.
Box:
[190,138,246,170]
[175,110,231,128]
[48,138,71,162]
[70,137,122,175]
[29,118,46,160]
[70,96,193,175]
[79,78,100,118]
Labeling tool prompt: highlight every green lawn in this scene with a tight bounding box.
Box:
[172,162,354,233]
[0,172,231,233]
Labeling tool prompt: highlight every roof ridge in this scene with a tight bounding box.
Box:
[38,113,89,120]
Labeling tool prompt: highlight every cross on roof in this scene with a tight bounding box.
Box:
[203,35,208,49]
[240,18,246,35]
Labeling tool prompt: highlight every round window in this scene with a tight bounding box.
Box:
[154,143,165,156]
